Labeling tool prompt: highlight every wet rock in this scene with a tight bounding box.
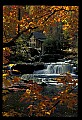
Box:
[40,82,47,86]
[11,63,45,74]
[11,63,35,74]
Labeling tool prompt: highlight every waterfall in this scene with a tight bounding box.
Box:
[46,64,54,74]
[21,62,78,80]
[33,62,74,74]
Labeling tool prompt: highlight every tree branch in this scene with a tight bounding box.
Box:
[3,8,76,48]
[3,26,38,47]
[42,8,75,24]
[47,85,78,113]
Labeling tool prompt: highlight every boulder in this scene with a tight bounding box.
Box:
[11,63,34,74]
[11,63,45,74]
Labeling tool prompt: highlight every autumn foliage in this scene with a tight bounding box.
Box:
[3,6,78,43]
[19,74,78,116]
[3,5,78,62]
[2,71,78,117]
[2,5,78,117]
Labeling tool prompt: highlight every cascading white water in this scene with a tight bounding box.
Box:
[33,62,74,74]
[21,61,78,81]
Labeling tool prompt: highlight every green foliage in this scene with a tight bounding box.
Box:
[43,37,56,54]
[43,22,65,54]
[9,35,31,62]
[43,36,62,54]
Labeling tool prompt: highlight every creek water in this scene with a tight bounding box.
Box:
[33,61,77,74]
[2,61,78,117]
[21,61,78,82]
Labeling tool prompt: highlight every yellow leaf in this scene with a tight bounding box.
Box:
[3,95,8,102]
[45,111,51,115]
[26,89,31,95]
[2,90,9,94]
[29,22,33,25]
[3,74,9,77]
[51,107,56,114]
[61,91,64,94]
[65,89,68,93]
[8,64,15,67]
[3,79,11,87]
[3,47,6,50]
[52,97,57,101]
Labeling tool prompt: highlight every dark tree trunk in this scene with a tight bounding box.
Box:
[18,8,21,34]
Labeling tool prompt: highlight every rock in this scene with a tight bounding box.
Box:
[34,63,46,71]
[11,63,45,74]
[40,82,47,86]
[11,63,35,74]
[11,70,21,75]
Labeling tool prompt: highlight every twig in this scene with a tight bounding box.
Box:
[3,26,38,47]
[47,85,78,112]
[42,8,75,24]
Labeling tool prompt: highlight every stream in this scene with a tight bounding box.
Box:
[2,60,78,117]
